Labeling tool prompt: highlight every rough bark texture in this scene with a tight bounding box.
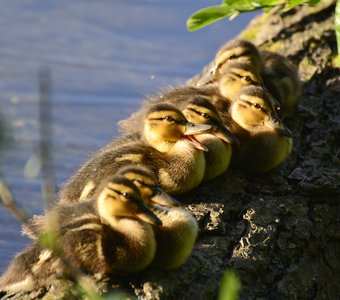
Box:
[2,1,339,299]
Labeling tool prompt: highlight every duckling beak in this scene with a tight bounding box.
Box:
[212,125,240,146]
[151,187,181,207]
[135,204,162,226]
[184,122,212,135]
[265,118,292,138]
[183,123,212,152]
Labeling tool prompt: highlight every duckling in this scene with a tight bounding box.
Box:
[118,86,239,181]
[112,166,198,270]
[115,166,199,270]
[24,165,198,272]
[59,103,212,201]
[188,39,300,118]
[0,176,161,293]
[260,51,302,118]
[217,62,263,101]
[188,39,262,87]
[224,85,293,173]
[181,97,238,181]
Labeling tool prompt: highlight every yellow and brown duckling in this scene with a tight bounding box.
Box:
[59,103,212,200]
[190,39,263,87]
[190,39,301,118]
[24,165,199,272]
[0,176,161,293]
[117,166,199,270]
[109,165,199,270]
[216,62,263,102]
[181,97,239,181]
[224,85,293,173]
[119,87,239,181]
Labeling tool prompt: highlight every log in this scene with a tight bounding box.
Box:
[2,0,339,299]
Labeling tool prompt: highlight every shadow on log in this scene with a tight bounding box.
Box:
[2,0,339,299]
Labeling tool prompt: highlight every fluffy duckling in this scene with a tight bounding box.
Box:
[59,103,212,200]
[224,85,293,173]
[23,165,179,239]
[260,51,302,118]
[119,87,239,181]
[115,166,198,270]
[0,176,161,293]
[25,165,199,271]
[189,39,262,87]
[181,97,239,181]
[189,39,300,118]
[217,62,263,102]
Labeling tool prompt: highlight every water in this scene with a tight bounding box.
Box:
[0,0,257,273]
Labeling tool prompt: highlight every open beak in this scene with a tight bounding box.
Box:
[265,118,292,138]
[151,187,181,207]
[212,125,240,146]
[184,122,212,135]
[135,203,162,226]
[183,122,212,152]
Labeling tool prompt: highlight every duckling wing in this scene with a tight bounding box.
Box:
[59,136,145,203]
[21,215,46,240]
[0,243,61,293]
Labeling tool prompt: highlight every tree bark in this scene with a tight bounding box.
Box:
[2,1,339,299]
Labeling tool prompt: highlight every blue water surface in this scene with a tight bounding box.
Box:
[0,0,257,273]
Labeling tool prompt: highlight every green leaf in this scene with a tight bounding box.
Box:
[224,0,260,11]
[218,269,241,300]
[258,0,284,5]
[336,0,340,66]
[186,4,233,32]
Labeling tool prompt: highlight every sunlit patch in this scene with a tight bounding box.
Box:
[31,250,53,273]
[69,223,102,232]
[115,153,144,163]
[80,181,95,200]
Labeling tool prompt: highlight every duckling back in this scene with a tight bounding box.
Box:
[59,135,145,203]
[261,51,302,118]
[0,243,62,293]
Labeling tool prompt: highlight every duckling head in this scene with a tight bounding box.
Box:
[142,103,212,153]
[182,98,239,146]
[96,176,162,226]
[218,62,263,101]
[197,40,262,86]
[116,165,180,207]
[231,85,292,137]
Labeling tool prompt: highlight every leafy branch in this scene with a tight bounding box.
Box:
[186,0,339,65]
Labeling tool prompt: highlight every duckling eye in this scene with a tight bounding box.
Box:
[243,76,252,83]
[253,103,261,109]
[201,113,210,119]
[122,192,132,201]
[164,116,174,122]
[273,118,280,125]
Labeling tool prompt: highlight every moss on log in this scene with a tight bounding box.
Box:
[2,0,339,299]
